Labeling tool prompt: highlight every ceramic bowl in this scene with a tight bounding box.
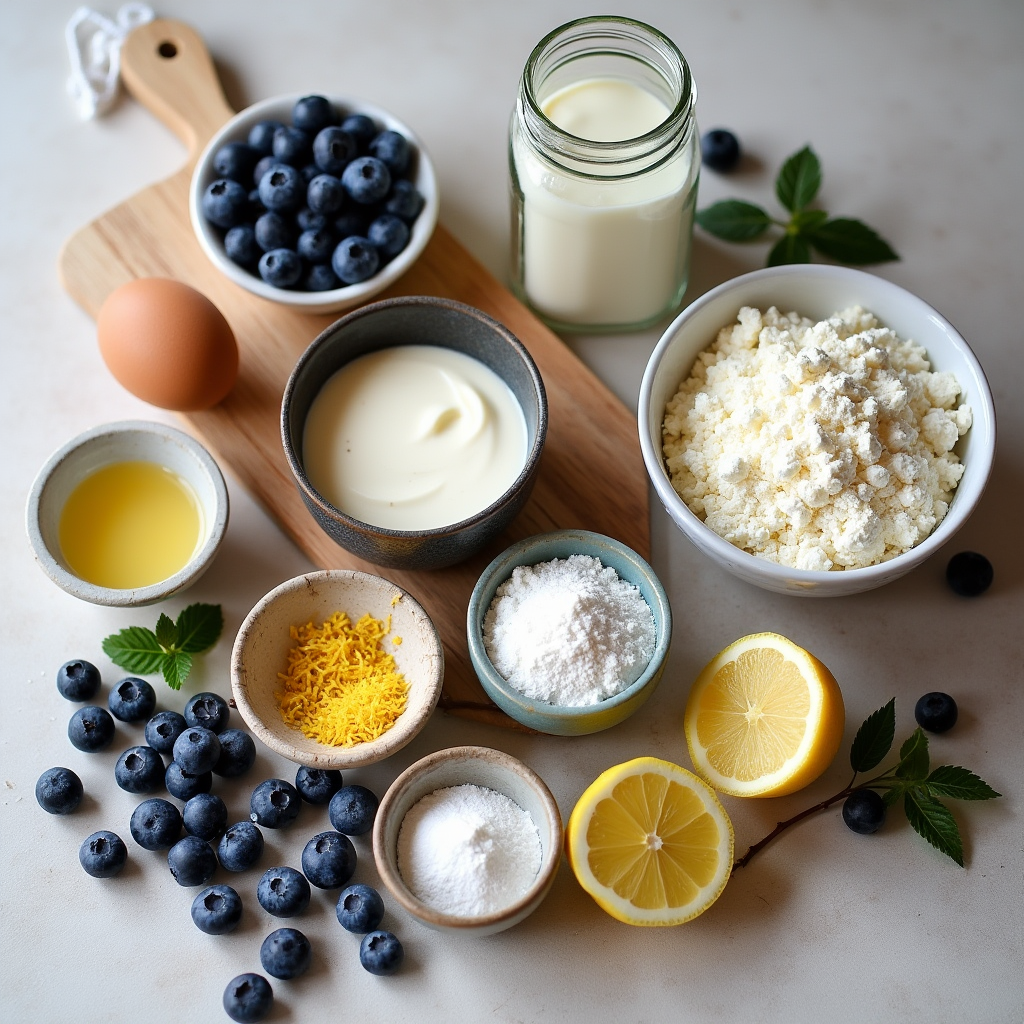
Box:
[466,530,671,735]
[639,265,997,597]
[189,93,439,314]
[230,569,444,770]
[372,745,563,936]
[25,420,228,607]
[281,296,548,570]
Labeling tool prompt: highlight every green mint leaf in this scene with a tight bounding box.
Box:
[155,613,178,650]
[696,200,773,241]
[903,788,964,866]
[775,145,822,212]
[767,234,811,266]
[850,698,896,774]
[896,728,930,781]
[101,626,167,676]
[791,208,829,230]
[925,765,1001,801]
[174,603,224,655]
[162,652,193,691]
[805,217,899,264]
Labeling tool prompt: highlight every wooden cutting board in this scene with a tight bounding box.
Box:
[58,18,651,730]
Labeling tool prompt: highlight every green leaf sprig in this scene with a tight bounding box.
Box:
[101,603,224,690]
[696,145,900,267]
[733,698,1000,871]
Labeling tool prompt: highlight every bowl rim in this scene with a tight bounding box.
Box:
[466,529,672,722]
[25,419,229,607]
[229,568,444,770]
[637,264,997,588]
[280,295,549,539]
[188,92,440,313]
[371,744,564,930]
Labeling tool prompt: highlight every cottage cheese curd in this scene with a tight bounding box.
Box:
[662,306,972,570]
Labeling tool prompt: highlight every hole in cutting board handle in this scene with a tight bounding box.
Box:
[157,41,178,59]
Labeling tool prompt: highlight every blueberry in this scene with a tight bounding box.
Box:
[294,766,343,805]
[165,761,212,800]
[173,727,222,776]
[296,207,328,232]
[367,213,410,259]
[218,821,265,872]
[301,831,356,889]
[130,797,182,850]
[254,212,295,252]
[842,788,886,835]
[307,173,345,215]
[56,659,100,701]
[946,551,993,597]
[225,225,260,268]
[79,831,127,878]
[35,767,83,814]
[258,163,304,212]
[331,236,380,285]
[302,263,340,291]
[258,248,303,289]
[333,210,370,238]
[257,866,311,917]
[183,692,231,733]
[700,128,742,173]
[213,729,257,777]
[313,126,358,175]
[292,94,336,134]
[203,178,251,228]
[340,113,378,150]
[359,930,403,976]
[248,119,284,155]
[915,691,959,733]
[213,142,260,183]
[145,710,187,755]
[328,784,379,835]
[341,156,391,205]
[223,973,273,1023]
[183,792,229,840]
[252,154,282,188]
[385,178,425,223]
[114,745,165,794]
[191,883,242,934]
[260,927,312,980]
[108,677,156,723]
[336,883,384,933]
[297,227,336,264]
[246,188,265,217]
[68,705,115,752]
[168,835,218,886]
[250,779,301,829]
[368,130,410,176]
[272,125,311,166]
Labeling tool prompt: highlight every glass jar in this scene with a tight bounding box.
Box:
[509,17,699,333]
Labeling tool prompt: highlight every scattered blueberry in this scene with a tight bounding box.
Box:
[213,729,257,778]
[68,705,115,752]
[130,797,182,850]
[214,142,260,183]
[257,866,311,917]
[260,927,312,980]
[258,248,303,288]
[145,710,187,755]
[341,156,391,205]
[114,745,165,794]
[79,831,127,878]
[336,883,385,934]
[385,178,425,222]
[165,761,213,800]
[369,130,410,176]
[292,95,336,134]
[368,213,410,259]
[183,792,229,841]
[218,821,265,872]
[842,788,886,835]
[35,767,83,814]
[915,691,959,733]
[223,973,273,1023]
[359,930,403,975]
[301,831,356,889]
[258,163,304,212]
[313,126,357,175]
[946,551,993,597]
[108,677,156,723]
[294,766,343,805]
[173,727,222,776]
[328,784,379,835]
[331,236,379,285]
[203,179,251,228]
[339,113,377,148]
[250,779,302,829]
[248,119,284,155]
[56,659,100,701]
[303,263,340,291]
[183,692,231,733]
[168,835,218,887]
[307,173,345,215]
[297,226,336,264]
[700,128,742,173]
[254,211,295,252]
[272,125,311,167]
[191,883,243,934]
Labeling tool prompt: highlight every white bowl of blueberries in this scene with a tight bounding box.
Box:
[189,93,439,314]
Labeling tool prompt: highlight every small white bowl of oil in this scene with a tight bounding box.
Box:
[26,420,229,607]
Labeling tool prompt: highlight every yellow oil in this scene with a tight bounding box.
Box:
[58,460,203,589]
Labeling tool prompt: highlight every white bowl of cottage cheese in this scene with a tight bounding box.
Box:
[638,265,995,596]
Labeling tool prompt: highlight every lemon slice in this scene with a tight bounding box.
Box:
[684,632,845,798]
[566,757,734,926]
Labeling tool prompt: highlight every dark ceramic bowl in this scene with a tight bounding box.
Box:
[281,296,547,570]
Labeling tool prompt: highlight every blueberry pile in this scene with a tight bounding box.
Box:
[200,95,426,292]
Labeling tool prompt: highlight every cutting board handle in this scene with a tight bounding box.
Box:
[120,18,235,162]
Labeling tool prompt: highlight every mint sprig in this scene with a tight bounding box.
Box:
[102,603,223,690]
[696,144,899,267]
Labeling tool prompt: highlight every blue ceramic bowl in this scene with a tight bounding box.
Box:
[281,296,547,570]
[466,530,671,735]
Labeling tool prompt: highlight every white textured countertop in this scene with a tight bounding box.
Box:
[2,2,1021,1022]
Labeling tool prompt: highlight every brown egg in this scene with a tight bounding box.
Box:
[98,278,239,411]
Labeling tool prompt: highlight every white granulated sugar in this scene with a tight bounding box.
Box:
[482,554,656,707]
[397,784,542,917]
[662,305,973,571]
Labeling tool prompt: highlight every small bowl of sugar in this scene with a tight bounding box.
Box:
[372,745,563,936]
[466,530,672,736]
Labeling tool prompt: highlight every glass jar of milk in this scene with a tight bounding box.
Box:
[510,17,699,332]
